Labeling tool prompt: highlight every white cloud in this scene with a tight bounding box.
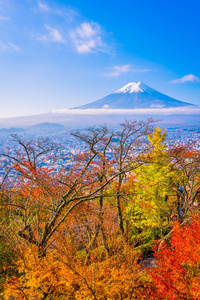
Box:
[64,8,79,23]
[38,0,50,12]
[76,22,99,38]
[52,106,200,115]
[39,24,65,43]
[104,65,132,77]
[70,22,107,54]
[0,41,20,52]
[76,37,105,54]
[9,42,20,52]
[37,1,79,20]
[171,74,200,84]
[34,2,112,54]
[103,65,151,77]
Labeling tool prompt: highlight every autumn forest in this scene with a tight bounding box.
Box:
[0,120,200,299]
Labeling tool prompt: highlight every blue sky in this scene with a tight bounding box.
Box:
[0,0,200,118]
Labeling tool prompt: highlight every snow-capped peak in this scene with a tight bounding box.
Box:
[115,82,144,94]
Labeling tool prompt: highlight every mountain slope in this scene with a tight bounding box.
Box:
[74,82,194,109]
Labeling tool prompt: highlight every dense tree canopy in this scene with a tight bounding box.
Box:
[0,121,200,299]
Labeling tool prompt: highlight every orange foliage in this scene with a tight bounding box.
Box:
[4,244,148,300]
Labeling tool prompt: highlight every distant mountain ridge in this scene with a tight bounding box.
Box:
[0,127,25,134]
[30,122,65,130]
[74,82,195,109]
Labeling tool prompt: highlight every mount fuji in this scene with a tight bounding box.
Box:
[74,82,195,109]
[0,82,199,129]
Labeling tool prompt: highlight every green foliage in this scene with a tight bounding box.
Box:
[127,127,177,252]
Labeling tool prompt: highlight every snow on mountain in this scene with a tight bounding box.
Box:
[115,82,144,93]
[74,82,195,109]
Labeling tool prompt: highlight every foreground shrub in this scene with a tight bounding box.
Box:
[146,215,200,299]
[4,245,149,299]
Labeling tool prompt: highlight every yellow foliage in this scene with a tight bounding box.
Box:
[4,246,148,300]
